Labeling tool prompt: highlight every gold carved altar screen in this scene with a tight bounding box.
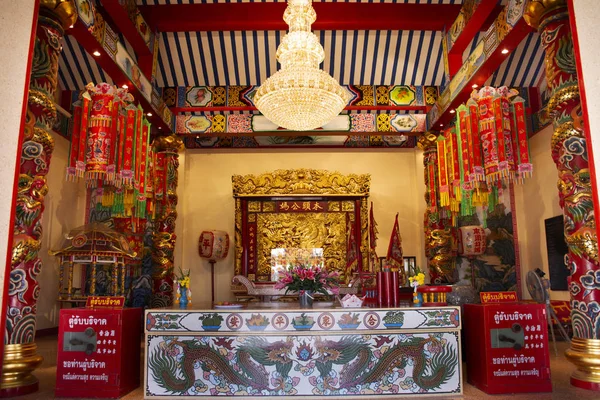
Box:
[232,169,370,282]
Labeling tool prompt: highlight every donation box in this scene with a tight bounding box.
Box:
[464,303,552,394]
[56,307,142,398]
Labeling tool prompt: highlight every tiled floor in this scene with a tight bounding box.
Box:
[11,335,598,399]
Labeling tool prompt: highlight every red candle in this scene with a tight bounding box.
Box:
[376,272,384,307]
[391,271,399,307]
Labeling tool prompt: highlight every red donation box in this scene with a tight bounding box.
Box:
[56,307,142,398]
[464,303,552,394]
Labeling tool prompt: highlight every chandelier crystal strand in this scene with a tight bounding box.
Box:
[254,0,349,131]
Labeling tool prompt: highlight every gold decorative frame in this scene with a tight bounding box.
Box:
[232,169,371,281]
[232,168,371,197]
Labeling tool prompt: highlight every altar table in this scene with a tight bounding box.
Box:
[144,303,462,398]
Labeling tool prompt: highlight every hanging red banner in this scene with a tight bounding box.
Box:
[448,127,461,202]
[67,102,82,181]
[512,98,532,180]
[137,120,151,217]
[500,94,516,178]
[457,107,471,184]
[437,137,449,207]
[76,96,90,178]
[492,96,507,182]
[106,97,121,184]
[122,106,136,186]
[467,98,484,182]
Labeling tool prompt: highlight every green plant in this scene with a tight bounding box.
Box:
[199,313,223,326]
[292,313,314,326]
[383,311,404,325]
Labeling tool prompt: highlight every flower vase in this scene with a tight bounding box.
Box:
[299,290,314,308]
[413,291,423,307]
[179,287,189,308]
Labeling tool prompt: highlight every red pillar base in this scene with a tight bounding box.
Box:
[0,379,38,398]
[571,376,600,391]
[565,337,600,391]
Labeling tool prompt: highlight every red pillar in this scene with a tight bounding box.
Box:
[525,0,600,390]
[1,1,77,396]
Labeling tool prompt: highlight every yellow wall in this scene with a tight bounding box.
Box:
[35,134,86,330]
[179,148,426,303]
[514,125,568,301]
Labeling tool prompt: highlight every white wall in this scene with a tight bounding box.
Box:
[571,0,600,220]
[0,0,37,338]
[35,134,86,330]
[514,125,567,301]
[179,149,425,303]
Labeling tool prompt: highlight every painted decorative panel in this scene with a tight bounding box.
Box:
[146,331,461,397]
[145,307,461,333]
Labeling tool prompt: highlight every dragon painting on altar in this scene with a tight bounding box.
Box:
[146,333,460,397]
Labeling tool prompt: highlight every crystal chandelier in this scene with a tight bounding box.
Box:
[254,0,349,131]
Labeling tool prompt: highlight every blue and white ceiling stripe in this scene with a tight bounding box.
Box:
[138,0,462,5]
[59,36,113,90]
[156,30,445,87]
[485,32,545,87]
[59,33,137,90]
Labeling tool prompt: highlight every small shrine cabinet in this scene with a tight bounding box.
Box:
[50,223,136,303]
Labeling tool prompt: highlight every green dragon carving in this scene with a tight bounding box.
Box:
[314,335,457,390]
[149,336,294,394]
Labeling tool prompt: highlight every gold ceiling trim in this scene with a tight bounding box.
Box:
[232,169,371,197]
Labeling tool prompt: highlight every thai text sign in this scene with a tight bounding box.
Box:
[86,296,125,309]
[480,291,518,304]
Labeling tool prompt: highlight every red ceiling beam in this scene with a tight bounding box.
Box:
[101,0,154,77]
[139,3,461,32]
[446,1,502,77]
[69,22,171,132]
[433,20,533,129]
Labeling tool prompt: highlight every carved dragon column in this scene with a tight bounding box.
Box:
[418,133,456,284]
[1,1,77,396]
[525,0,600,390]
[151,135,184,307]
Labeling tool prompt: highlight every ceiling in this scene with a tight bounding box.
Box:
[59,0,544,90]
[56,0,545,146]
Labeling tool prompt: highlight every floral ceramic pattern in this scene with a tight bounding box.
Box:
[146,332,461,397]
[145,307,461,333]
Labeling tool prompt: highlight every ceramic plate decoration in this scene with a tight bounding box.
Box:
[214,303,243,309]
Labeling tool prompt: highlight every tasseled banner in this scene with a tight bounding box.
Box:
[76,94,90,178]
[437,136,450,207]
[511,96,533,183]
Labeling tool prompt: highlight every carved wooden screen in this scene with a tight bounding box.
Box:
[232,169,370,283]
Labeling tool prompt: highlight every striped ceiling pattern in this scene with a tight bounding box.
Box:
[58,0,545,93]
[156,30,446,87]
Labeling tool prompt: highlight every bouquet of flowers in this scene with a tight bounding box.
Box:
[408,272,425,292]
[175,267,191,305]
[176,267,190,289]
[274,262,340,296]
